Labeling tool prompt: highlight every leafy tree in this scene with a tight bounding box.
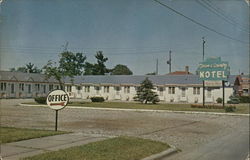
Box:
[9,63,41,73]
[43,61,64,89]
[134,78,159,104]
[43,51,86,89]
[25,63,42,73]
[111,64,133,75]
[84,51,110,75]
[59,51,86,77]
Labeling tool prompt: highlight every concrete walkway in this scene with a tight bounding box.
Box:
[1,133,109,160]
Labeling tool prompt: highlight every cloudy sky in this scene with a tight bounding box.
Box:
[0,0,249,75]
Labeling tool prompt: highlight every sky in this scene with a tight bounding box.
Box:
[0,0,249,75]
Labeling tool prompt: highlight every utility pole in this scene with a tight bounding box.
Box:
[156,59,159,75]
[202,37,205,107]
[202,37,205,61]
[167,50,172,73]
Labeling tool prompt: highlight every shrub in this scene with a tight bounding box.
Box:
[216,97,223,103]
[34,97,47,104]
[227,96,240,104]
[191,104,224,109]
[238,96,250,103]
[224,106,236,112]
[90,97,105,102]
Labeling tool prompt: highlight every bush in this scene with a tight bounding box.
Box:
[34,97,47,104]
[227,96,240,104]
[216,97,223,103]
[191,104,224,109]
[224,106,236,112]
[90,97,105,102]
[238,96,250,103]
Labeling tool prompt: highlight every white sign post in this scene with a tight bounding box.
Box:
[47,90,69,131]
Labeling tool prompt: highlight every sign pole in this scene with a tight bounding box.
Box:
[55,110,58,131]
[203,81,205,107]
[47,89,69,132]
[222,80,225,108]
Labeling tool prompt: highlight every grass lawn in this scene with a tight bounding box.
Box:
[69,101,249,114]
[24,101,249,114]
[21,136,170,160]
[0,127,68,143]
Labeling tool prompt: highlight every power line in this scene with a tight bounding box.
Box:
[206,0,249,29]
[197,0,249,34]
[153,0,249,45]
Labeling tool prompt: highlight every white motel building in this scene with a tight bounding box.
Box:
[0,70,243,104]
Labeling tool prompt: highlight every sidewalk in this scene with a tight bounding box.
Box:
[1,133,109,160]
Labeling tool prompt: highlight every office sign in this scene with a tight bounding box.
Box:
[47,90,69,110]
[197,57,230,81]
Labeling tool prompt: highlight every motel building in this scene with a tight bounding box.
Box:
[0,70,244,104]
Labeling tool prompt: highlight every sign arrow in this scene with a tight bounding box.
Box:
[50,102,65,106]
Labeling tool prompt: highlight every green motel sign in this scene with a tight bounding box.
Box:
[197,57,230,81]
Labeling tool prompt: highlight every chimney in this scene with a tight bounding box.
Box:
[185,66,189,74]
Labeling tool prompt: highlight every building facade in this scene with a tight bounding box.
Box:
[0,71,239,103]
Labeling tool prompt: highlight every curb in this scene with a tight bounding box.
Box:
[141,147,179,160]
[19,103,250,117]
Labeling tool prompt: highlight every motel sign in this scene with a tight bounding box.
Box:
[197,57,230,81]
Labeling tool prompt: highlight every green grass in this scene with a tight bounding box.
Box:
[21,136,170,160]
[24,101,249,114]
[0,127,68,143]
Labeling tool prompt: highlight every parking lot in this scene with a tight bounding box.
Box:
[1,99,249,160]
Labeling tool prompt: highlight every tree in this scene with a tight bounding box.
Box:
[84,51,110,75]
[59,51,86,77]
[9,63,41,73]
[111,64,133,75]
[134,78,159,104]
[43,51,86,89]
[43,60,64,89]
[25,63,42,73]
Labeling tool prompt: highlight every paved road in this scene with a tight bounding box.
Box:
[1,99,249,160]
[165,122,249,160]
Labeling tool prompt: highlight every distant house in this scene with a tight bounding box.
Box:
[0,70,239,103]
[234,75,250,96]
[167,66,193,75]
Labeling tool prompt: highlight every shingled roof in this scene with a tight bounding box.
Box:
[0,70,237,87]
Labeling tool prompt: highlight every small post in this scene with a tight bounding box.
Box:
[55,110,58,131]
[222,80,225,107]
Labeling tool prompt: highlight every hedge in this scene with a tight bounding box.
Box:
[191,104,224,109]
[238,96,250,103]
[90,97,105,102]
[34,97,47,104]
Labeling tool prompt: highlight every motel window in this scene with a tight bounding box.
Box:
[35,84,40,91]
[104,86,109,93]
[11,84,15,94]
[181,87,186,97]
[193,87,200,95]
[85,86,90,93]
[168,87,175,94]
[159,87,164,96]
[49,85,53,91]
[1,82,6,91]
[66,86,72,92]
[28,84,31,93]
[77,86,81,94]
[95,86,100,94]
[124,86,130,94]
[115,86,121,95]
[43,85,46,93]
[19,83,24,91]
[207,88,212,98]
